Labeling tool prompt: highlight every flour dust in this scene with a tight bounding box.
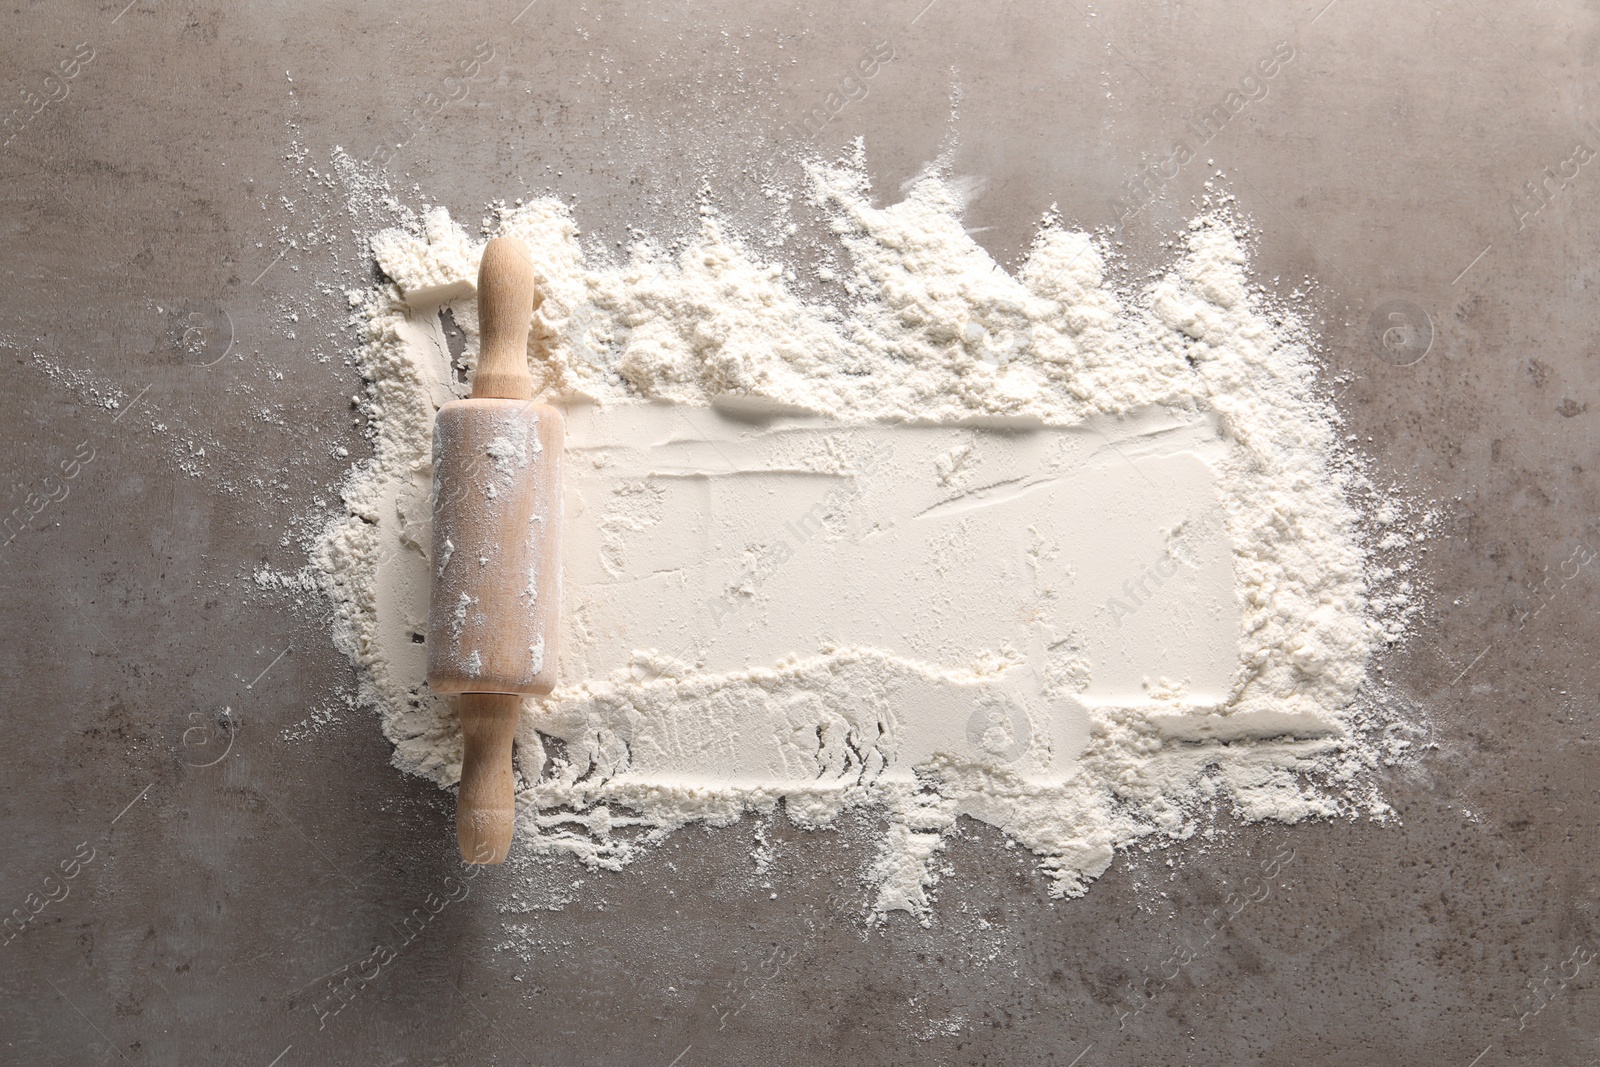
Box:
[310,147,1427,920]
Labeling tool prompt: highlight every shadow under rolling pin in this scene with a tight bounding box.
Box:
[426,236,564,864]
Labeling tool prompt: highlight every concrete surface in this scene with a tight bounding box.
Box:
[2,1,1598,1064]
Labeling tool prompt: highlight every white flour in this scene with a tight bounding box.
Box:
[312,149,1423,920]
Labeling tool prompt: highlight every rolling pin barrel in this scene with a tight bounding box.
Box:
[425,236,563,864]
[426,400,562,695]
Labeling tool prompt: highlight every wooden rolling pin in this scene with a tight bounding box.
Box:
[426,236,563,864]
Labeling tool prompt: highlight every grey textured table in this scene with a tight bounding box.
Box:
[3,2,1597,1064]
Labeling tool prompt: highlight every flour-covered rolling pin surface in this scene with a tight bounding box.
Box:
[425,236,564,864]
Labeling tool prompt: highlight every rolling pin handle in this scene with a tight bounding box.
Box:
[456,692,520,865]
[472,236,539,402]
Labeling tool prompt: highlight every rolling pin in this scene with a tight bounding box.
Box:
[426,236,563,864]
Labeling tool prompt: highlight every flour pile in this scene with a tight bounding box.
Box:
[311,148,1421,919]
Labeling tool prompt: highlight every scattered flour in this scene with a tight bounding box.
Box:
[312,148,1423,920]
